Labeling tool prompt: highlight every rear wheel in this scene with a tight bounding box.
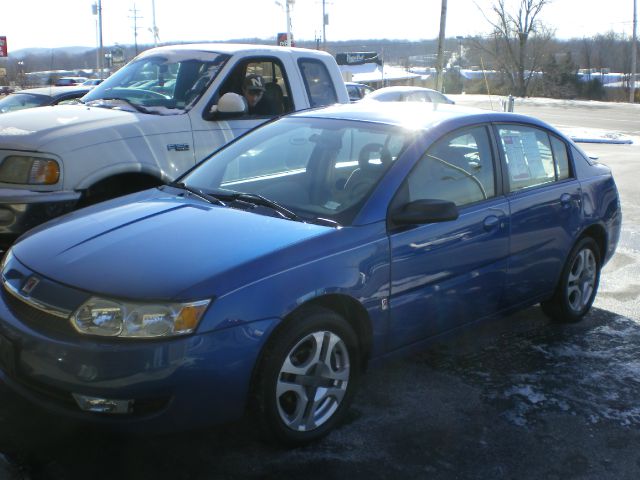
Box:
[253,306,360,446]
[541,237,601,323]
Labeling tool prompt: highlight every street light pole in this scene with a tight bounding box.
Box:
[631,0,637,103]
[286,0,293,46]
[98,0,104,78]
[151,0,159,47]
[322,0,327,50]
[435,0,448,92]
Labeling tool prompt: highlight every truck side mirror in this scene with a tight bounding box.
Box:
[207,92,247,120]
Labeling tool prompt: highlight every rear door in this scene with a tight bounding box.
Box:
[494,124,581,307]
[387,125,510,349]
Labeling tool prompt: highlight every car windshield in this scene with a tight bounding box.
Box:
[83,52,229,113]
[182,117,414,225]
[0,93,50,113]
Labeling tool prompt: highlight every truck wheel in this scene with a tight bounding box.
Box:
[79,176,160,207]
[541,237,601,323]
[253,306,360,446]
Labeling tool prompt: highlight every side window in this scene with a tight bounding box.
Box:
[244,60,292,114]
[497,125,567,192]
[550,135,571,180]
[404,91,431,102]
[402,126,496,207]
[298,58,338,107]
[219,58,293,115]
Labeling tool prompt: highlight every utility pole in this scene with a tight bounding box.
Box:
[129,4,143,56]
[93,0,104,78]
[435,0,447,92]
[631,0,637,103]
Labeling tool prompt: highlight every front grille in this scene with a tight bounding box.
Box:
[2,286,78,338]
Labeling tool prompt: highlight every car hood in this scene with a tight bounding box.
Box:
[0,104,186,152]
[12,190,331,301]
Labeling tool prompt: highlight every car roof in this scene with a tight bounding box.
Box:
[370,86,439,94]
[10,86,93,99]
[291,102,555,133]
[136,43,336,61]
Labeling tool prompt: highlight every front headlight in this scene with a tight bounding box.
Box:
[71,297,211,338]
[0,155,60,185]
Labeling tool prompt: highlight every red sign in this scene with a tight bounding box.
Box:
[276,32,295,47]
[0,37,7,57]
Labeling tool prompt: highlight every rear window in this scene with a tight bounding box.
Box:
[298,59,338,108]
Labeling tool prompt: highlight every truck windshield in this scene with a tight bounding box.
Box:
[83,52,230,113]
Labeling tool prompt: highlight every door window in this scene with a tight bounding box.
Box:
[400,125,496,207]
[298,59,338,107]
[497,125,572,192]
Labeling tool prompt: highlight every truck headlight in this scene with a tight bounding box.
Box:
[0,155,60,185]
[71,297,211,338]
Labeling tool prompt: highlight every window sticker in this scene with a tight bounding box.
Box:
[502,134,531,181]
[520,132,546,179]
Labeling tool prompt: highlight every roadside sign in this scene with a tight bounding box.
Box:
[277,33,295,47]
[0,37,7,57]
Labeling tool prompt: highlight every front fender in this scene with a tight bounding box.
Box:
[196,222,392,359]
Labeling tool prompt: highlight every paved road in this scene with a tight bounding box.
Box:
[449,94,640,137]
[1,97,639,479]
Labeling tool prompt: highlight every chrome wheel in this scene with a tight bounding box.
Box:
[566,247,597,313]
[276,330,350,432]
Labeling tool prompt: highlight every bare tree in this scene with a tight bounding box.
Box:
[475,0,553,96]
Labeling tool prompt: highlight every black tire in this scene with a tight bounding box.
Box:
[79,176,160,208]
[253,306,360,446]
[541,236,601,323]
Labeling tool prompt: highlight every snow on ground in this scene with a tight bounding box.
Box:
[558,127,638,145]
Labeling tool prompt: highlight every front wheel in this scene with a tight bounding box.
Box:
[253,307,360,446]
[541,237,601,323]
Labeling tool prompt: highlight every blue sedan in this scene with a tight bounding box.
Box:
[0,103,621,445]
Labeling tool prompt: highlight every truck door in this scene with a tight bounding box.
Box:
[189,57,297,163]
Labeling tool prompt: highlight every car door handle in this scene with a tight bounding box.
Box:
[560,193,573,208]
[483,215,501,232]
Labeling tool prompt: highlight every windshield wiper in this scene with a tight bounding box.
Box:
[230,192,300,221]
[308,217,341,228]
[85,97,154,114]
[166,182,226,206]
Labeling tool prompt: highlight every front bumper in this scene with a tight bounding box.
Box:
[0,188,81,248]
[0,284,276,432]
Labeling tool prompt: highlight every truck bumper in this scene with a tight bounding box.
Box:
[0,189,81,248]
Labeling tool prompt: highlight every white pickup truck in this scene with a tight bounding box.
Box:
[0,43,349,246]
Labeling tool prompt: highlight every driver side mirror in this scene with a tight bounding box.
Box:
[206,92,247,120]
[390,199,459,227]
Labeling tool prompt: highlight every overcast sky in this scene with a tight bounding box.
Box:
[1,0,637,52]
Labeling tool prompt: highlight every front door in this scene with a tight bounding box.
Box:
[190,57,297,163]
[387,125,510,350]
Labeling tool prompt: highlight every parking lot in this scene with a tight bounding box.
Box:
[1,96,639,479]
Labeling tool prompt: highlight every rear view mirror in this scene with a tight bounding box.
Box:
[390,199,459,226]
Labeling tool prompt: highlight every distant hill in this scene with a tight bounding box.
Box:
[9,46,94,59]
